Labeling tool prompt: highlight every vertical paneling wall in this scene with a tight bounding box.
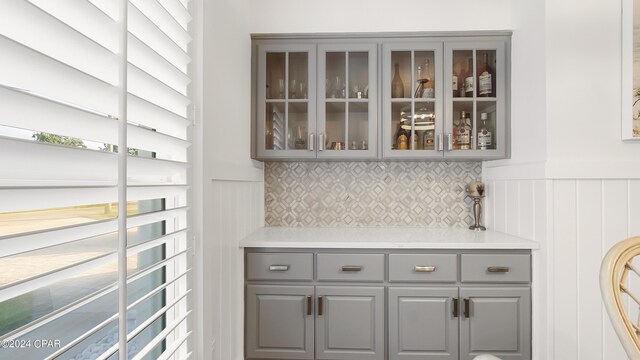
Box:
[486,178,640,360]
[206,180,264,360]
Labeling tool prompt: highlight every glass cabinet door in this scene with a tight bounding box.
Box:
[257,44,316,159]
[445,42,506,159]
[383,43,443,159]
[317,44,377,159]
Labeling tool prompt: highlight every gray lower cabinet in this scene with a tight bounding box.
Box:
[459,287,531,360]
[245,250,531,360]
[315,286,385,360]
[246,285,315,359]
[389,287,459,360]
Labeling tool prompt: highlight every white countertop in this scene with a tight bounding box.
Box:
[239,227,538,250]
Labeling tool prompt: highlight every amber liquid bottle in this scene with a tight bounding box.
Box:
[391,63,404,98]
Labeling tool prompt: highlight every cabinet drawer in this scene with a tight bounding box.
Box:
[461,254,531,283]
[317,253,385,282]
[388,254,457,282]
[246,253,313,281]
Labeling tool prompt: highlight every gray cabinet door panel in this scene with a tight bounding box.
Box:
[315,286,384,360]
[246,285,314,359]
[389,287,459,360]
[459,287,531,360]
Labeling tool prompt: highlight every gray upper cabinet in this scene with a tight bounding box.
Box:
[252,33,511,161]
[254,40,377,160]
[256,44,317,159]
[443,41,508,160]
[383,41,444,160]
[459,287,531,360]
[318,44,378,159]
[382,37,509,160]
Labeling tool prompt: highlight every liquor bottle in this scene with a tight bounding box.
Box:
[423,129,435,150]
[458,62,466,98]
[452,69,458,98]
[391,63,404,98]
[396,124,408,150]
[464,58,474,97]
[414,65,424,98]
[458,111,472,150]
[422,59,434,98]
[452,114,462,150]
[478,112,492,150]
[478,53,494,97]
[410,131,419,150]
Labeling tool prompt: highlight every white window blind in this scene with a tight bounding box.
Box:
[0,0,192,359]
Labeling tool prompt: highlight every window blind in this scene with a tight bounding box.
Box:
[0,1,192,360]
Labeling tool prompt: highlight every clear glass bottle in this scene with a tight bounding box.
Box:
[423,129,435,150]
[458,111,472,150]
[458,62,466,98]
[478,112,492,150]
[422,59,434,98]
[464,58,474,98]
[391,63,404,98]
[452,113,462,150]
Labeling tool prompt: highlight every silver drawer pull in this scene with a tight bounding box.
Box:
[487,266,510,273]
[341,266,363,272]
[414,266,436,272]
[269,265,289,271]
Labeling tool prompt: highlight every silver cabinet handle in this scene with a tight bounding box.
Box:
[414,266,436,272]
[306,295,313,316]
[437,134,443,152]
[487,266,510,273]
[309,133,314,151]
[319,133,325,151]
[446,133,453,151]
[341,266,363,272]
[269,265,289,271]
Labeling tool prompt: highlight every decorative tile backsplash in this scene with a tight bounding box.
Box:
[265,162,482,227]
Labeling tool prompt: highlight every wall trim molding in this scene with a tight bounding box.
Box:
[483,160,640,180]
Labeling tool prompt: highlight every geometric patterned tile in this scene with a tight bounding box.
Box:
[265,161,483,228]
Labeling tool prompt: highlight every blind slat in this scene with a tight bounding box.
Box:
[158,0,192,30]
[0,0,118,84]
[0,87,118,147]
[157,331,191,360]
[128,64,191,117]
[0,137,117,186]
[1,220,117,258]
[128,94,189,140]
[130,0,192,51]
[130,310,191,360]
[128,3,190,74]
[0,35,118,115]
[0,252,116,302]
[27,0,119,52]
[129,34,191,96]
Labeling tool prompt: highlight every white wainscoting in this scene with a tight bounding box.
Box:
[485,179,640,360]
[205,180,264,360]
